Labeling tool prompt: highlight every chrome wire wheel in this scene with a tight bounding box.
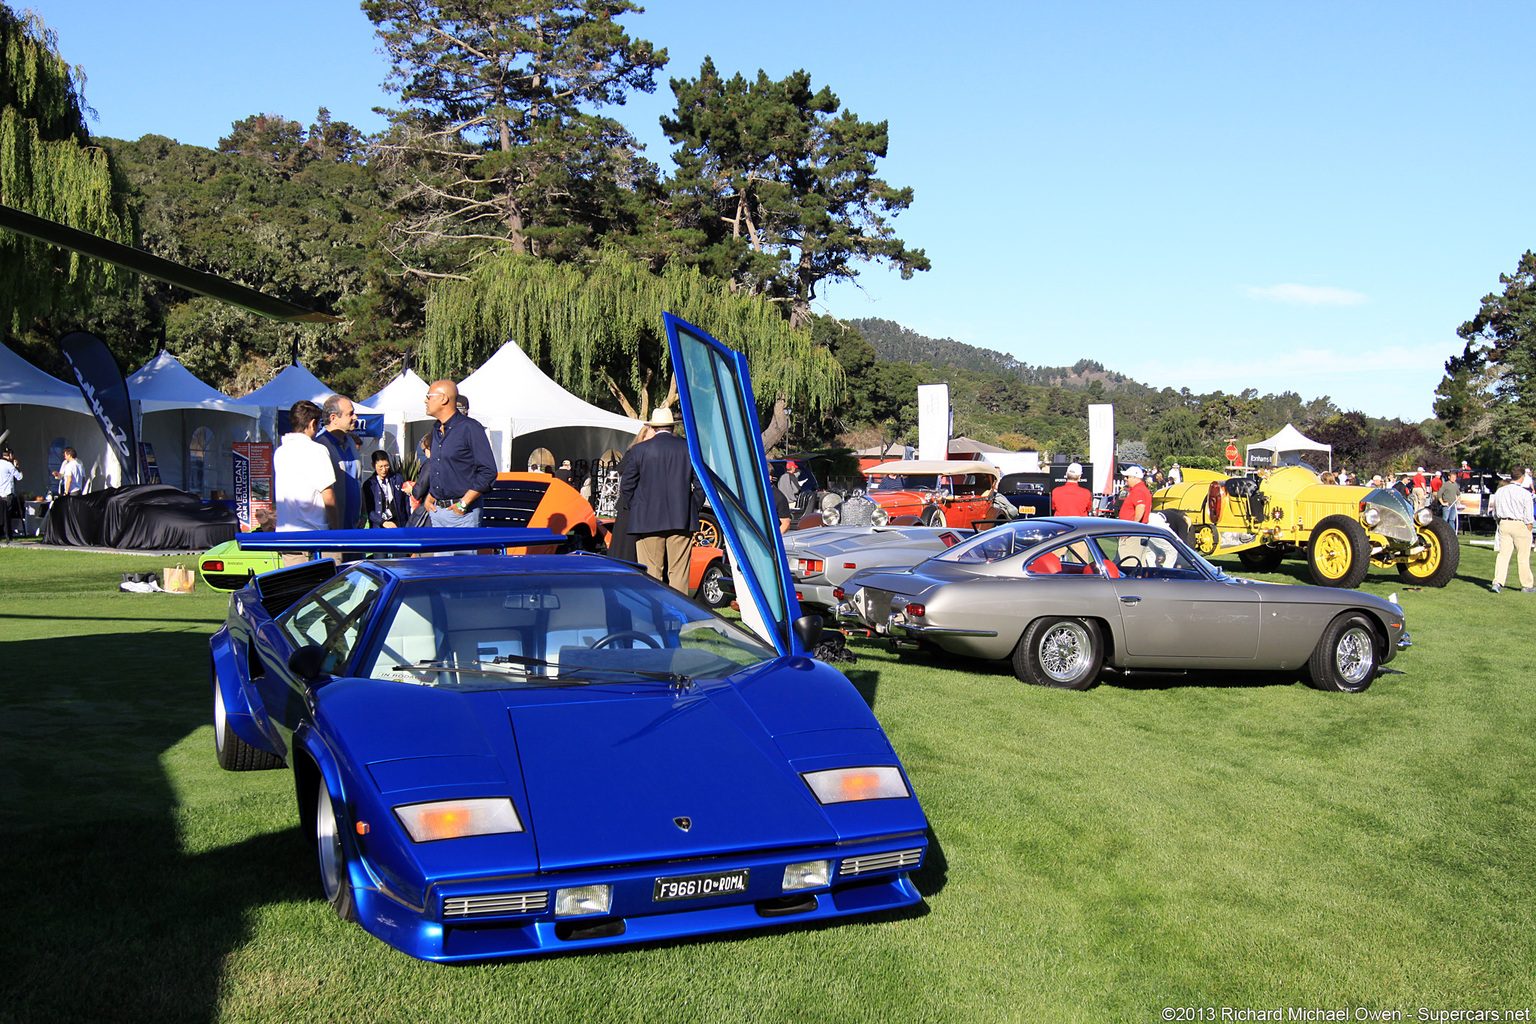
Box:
[1334,625,1375,686]
[1038,621,1091,683]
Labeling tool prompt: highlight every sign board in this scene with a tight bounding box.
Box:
[232,442,274,530]
[1088,404,1116,494]
[917,383,950,462]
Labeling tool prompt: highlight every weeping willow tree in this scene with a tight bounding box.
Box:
[421,246,845,445]
[0,7,133,339]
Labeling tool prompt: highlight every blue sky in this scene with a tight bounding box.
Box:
[30,0,1536,422]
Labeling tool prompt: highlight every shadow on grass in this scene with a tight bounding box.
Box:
[1100,668,1310,691]
[843,668,880,708]
[0,630,310,1024]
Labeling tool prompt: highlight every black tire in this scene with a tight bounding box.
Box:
[1307,612,1380,693]
[1238,546,1284,572]
[1307,515,1370,588]
[1161,509,1191,544]
[694,511,721,548]
[1396,516,1459,587]
[698,562,729,607]
[922,506,946,527]
[315,785,357,922]
[214,677,284,771]
[1012,617,1103,690]
[1190,522,1218,556]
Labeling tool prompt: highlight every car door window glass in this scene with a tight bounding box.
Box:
[280,569,383,675]
[1092,534,1204,580]
[1024,542,1100,576]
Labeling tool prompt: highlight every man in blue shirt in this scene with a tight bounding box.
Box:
[316,394,363,529]
[420,380,497,528]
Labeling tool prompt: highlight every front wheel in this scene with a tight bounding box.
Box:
[1012,617,1103,690]
[315,786,357,921]
[698,562,729,607]
[1308,612,1380,693]
[1190,522,1218,556]
[1238,546,1284,572]
[922,506,947,527]
[1396,516,1459,587]
[1307,515,1370,588]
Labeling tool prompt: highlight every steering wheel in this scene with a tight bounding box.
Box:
[590,630,660,649]
[1117,555,1144,570]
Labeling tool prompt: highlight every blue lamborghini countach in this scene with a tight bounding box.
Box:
[208,316,929,962]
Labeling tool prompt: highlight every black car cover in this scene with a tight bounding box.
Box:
[41,484,238,550]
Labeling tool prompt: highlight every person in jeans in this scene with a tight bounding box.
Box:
[1489,468,1534,593]
[418,380,497,528]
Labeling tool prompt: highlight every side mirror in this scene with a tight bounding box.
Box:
[288,644,331,684]
[792,614,824,651]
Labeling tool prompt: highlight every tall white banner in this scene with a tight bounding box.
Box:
[917,383,950,462]
[1088,403,1115,494]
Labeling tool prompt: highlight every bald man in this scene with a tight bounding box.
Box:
[416,379,497,527]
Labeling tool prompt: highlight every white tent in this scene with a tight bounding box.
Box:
[359,368,431,464]
[457,341,640,472]
[0,341,112,493]
[127,351,261,497]
[1247,423,1332,472]
[242,361,380,444]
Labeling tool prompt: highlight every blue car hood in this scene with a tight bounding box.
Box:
[508,688,836,871]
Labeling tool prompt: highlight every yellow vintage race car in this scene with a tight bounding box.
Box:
[1153,466,1458,588]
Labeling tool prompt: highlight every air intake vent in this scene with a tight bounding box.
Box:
[444,890,549,918]
[838,848,922,877]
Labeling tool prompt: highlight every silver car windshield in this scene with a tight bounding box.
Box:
[932,521,1072,564]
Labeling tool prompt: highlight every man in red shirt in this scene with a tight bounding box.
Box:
[1118,465,1152,523]
[1051,462,1093,516]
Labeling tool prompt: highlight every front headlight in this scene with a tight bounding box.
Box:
[801,766,910,804]
[1362,508,1381,527]
[821,507,841,526]
[1416,508,1434,526]
[555,885,612,916]
[393,797,524,842]
[783,860,830,891]
[871,506,890,525]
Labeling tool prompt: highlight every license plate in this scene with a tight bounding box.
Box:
[652,868,750,902]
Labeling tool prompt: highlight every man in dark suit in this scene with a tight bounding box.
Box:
[619,407,701,591]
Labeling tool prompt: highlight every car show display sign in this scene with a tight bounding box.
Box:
[58,330,140,485]
[231,442,273,530]
[917,383,950,462]
[1088,403,1115,494]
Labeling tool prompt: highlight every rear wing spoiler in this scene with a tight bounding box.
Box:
[237,527,567,560]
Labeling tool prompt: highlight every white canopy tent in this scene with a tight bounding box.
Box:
[456,341,640,473]
[359,367,431,465]
[127,351,261,497]
[0,341,113,493]
[242,361,380,445]
[1247,423,1332,472]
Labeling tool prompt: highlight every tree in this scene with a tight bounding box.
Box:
[0,6,134,354]
[1146,406,1201,465]
[662,59,929,328]
[363,0,667,266]
[419,245,844,428]
[218,108,369,177]
[1446,250,1536,466]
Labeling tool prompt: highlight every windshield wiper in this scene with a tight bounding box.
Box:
[492,652,692,689]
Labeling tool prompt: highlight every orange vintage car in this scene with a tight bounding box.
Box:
[820,460,1002,529]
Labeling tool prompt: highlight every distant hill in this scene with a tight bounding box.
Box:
[848,317,1136,390]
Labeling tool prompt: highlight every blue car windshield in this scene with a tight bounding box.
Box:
[360,573,774,690]
[932,521,1073,564]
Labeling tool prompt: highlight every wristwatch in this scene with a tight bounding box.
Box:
[451,499,466,513]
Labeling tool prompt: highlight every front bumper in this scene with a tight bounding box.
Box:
[350,834,927,962]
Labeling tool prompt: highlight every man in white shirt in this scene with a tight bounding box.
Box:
[1489,468,1534,593]
[0,447,22,541]
[274,400,339,533]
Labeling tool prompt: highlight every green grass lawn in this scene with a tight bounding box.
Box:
[1,541,1532,1024]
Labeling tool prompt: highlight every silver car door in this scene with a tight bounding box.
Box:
[1096,533,1262,660]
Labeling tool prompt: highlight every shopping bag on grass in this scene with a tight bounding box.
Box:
[162,564,195,594]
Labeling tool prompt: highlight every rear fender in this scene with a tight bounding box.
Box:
[210,626,281,758]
